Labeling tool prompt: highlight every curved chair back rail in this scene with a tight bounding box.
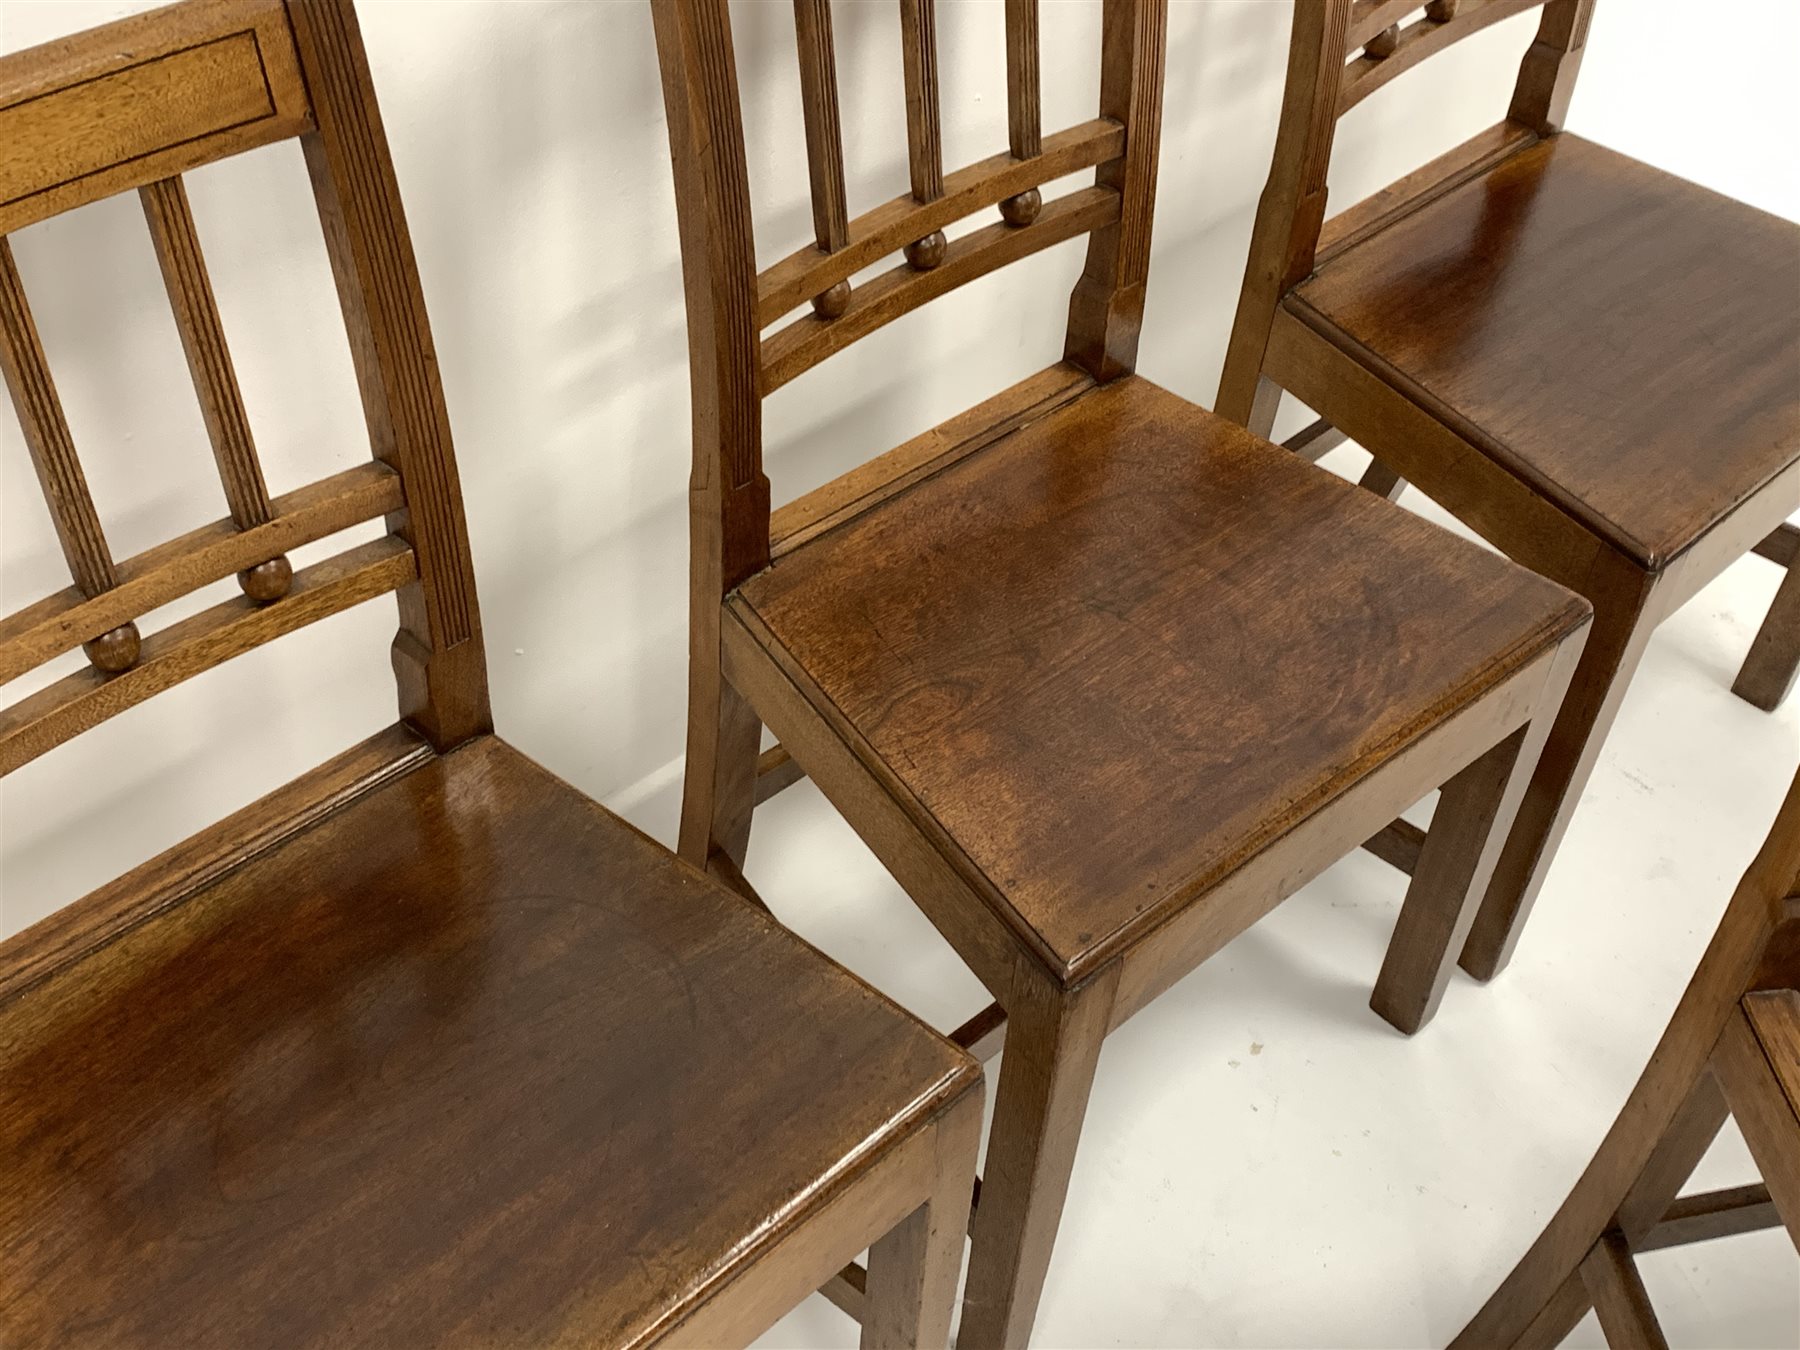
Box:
[0,0,490,773]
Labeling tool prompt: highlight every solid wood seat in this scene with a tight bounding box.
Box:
[0,732,979,1348]
[1291,133,1800,570]
[737,374,1588,983]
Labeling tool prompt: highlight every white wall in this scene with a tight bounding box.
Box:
[2,0,1796,936]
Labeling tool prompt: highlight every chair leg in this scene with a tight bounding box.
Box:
[958,966,1118,1350]
[1243,374,1284,439]
[1732,551,1800,712]
[678,653,762,880]
[1358,457,1406,502]
[1460,563,1660,982]
[863,1088,985,1350]
[1579,1233,1669,1350]
[1451,1058,1727,1348]
[1712,1003,1800,1243]
[1371,727,1534,1035]
[1372,620,1585,1033]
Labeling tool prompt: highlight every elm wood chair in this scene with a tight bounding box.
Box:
[1454,764,1800,1348]
[1217,1,1800,993]
[654,0,1592,1342]
[0,2,983,1346]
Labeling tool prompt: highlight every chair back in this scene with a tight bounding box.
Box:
[0,0,488,777]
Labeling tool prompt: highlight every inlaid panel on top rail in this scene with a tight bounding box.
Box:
[3,8,983,1347]
[0,0,310,235]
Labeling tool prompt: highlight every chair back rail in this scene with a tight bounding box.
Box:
[0,0,489,775]
[653,0,1167,595]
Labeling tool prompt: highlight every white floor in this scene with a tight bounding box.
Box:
[619,451,1800,1350]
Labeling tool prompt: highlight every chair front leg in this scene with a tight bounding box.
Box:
[1372,729,1532,1035]
[958,964,1118,1350]
[863,1086,985,1350]
[1372,623,1586,1033]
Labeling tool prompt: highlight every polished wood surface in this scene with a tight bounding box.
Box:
[3,3,983,1345]
[739,375,1588,981]
[1218,0,1800,994]
[0,0,310,234]
[658,1,1592,1341]
[1454,767,1800,1348]
[0,736,979,1349]
[1747,988,1800,1117]
[1294,133,1800,570]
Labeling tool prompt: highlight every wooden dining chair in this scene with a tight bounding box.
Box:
[1218,1,1800,994]
[1454,763,1800,1347]
[0,3,983,1346]
[654,1,1592,1342]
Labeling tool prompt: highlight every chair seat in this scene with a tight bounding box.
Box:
[1291,132,1800,569]
[0,735,976,1349]
[737,375,1589,983]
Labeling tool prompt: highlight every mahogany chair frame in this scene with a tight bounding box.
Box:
[1455,764,1800,1347]
[656,1,1590,1343]
[0,3,979,1345]
[1217,0,1800,987]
